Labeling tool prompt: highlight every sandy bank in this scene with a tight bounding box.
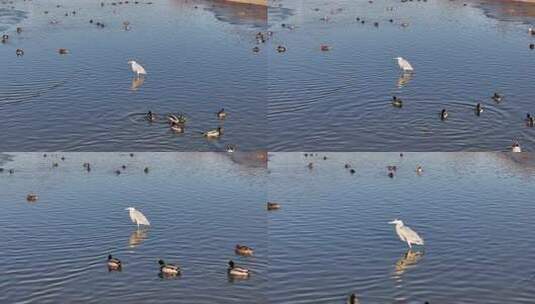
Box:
[224,0,267,6]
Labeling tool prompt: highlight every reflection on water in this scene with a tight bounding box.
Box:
[130,76,145,91]
[0,153,266,304]
[393,249,424,279]
[476,0,535,24]
[128,228,149,248]
[268,152,535,303]
[397,72,413,88]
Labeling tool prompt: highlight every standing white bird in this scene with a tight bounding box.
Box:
[128,60,147,76]
[126,207,150,228]
[394,57,414,72]
[389,219,424,248]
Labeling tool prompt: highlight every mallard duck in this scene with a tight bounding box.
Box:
[227,260,250,277]
[267,202,281,210]
[203,127,222,138]
[235,244,254,256]
[320,44,330,51]
[392,96,403,108]
[107,254,122,269]
[144,167,149,173]
[217,108,227,120]
[58,48,69,54]
[347,293,360,304]
[159,259,180,275]
[16,27,22,33]
[349,168,356,174]
[492,92,503,102]
[475,103,483,115]
[16,49,24,56]
[277,45,287,53]
[146,111,155,122]
[440,109,448,120]
[253,46,260,53]
[26,193,38,202]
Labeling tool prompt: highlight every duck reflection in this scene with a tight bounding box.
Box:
[131,76,145,91]
[128,227,149,248]
[393,249,424,279]
[397,72,412,88]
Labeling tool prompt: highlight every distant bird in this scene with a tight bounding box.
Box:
[389,219,424,248]
[475,103,483,116]
[146,111,155,122]
[394,57,413,72]
[125,207,150,228]
[158,259,180,275]
[226,144,236,153]
[277,45,287,53]
[217,108,227,120]
[347,293,360,304]
[26,193,38,202]
[392,96,403,108]
[235,244,254,256]
[58,48,69,54]
[416,166,423,175]
[170,123,184,133]
[227,260,250,277]
[320,44,331,51]
[107,254,122,269]
[167,114,185,125]
[512,141,522,153]
[267,202,281,210]
[492,92,503,102]
[440,109,448,120]
[16,49,24,56]
[203,127,222,138]
[128,60,147,76]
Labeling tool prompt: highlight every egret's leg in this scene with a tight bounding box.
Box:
[407,241,412,249]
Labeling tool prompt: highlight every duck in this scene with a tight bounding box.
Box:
[16,48,24,56]
[170,123,184,133]
[392,96,403,108]
[58,48,69,54]
[226,145,235,153]
[217,108,227,120]
[529,27,535,35]
[492,92,503,102]
[349,168,356,174]
[235,244,254,256]
[203,127,222,138]
[416,166,423,174]
[320,44,330,51]
[388,172,394,178]
[267,202,281,210]
[529,116,534,127]
[144,167,149,173]
[26,193,38,202]
[146,110,156,122]
[107,254,122,269]
[512,141,522,153]
[252,46,260,53]
[227,260,250,277]
[158,259,180,275]
[475,103,483,115]
[440,109,448,120]
[347,293,360,304]
[277,45,287,53]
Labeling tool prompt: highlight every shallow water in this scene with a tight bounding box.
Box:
[0,0,266,151]
[0,152,267,303]
[268,0,535,151]
[268,152,535,303]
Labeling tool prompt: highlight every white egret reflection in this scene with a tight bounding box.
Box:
[128,228,149,248]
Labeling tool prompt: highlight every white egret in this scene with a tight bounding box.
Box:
[389,219,424,248]
[128,60,147,76]
[394,57,414,72]
[126,207,150,228]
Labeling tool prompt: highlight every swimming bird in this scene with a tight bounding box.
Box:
[203,127,222,138]
[125,207,150,228]
[392,96,403,108]
[158,259,180,275]
[107,254,122,269]
[528,115,534,127]
[146,111,155,122]
[394,57,413,72]
[320,44,331,51]
[492,92,503,102]
[235,244,254,256]
[227,260,250,277]
[170,123,184,133]
[16,49,24,56]
[277,45,287,53]
[416,166,423,175]
[440,109,448,120]
[389,219,424,249]
[217,108,227,120]
[267,202,281,210]
[26,193,38,202]
[58,48,69,54]
[475,103,483,116]
[226,144,236,153]
[128,60,147,76]
[512,141,522,152]
[167,114,185,124]
[347,293,360,304]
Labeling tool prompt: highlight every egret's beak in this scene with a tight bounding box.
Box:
[388,220,396,224]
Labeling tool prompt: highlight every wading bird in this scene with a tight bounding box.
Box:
[394,57,414,72]
[389,219,424,248]
[128,60,147,77]
[125,207,150,228]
